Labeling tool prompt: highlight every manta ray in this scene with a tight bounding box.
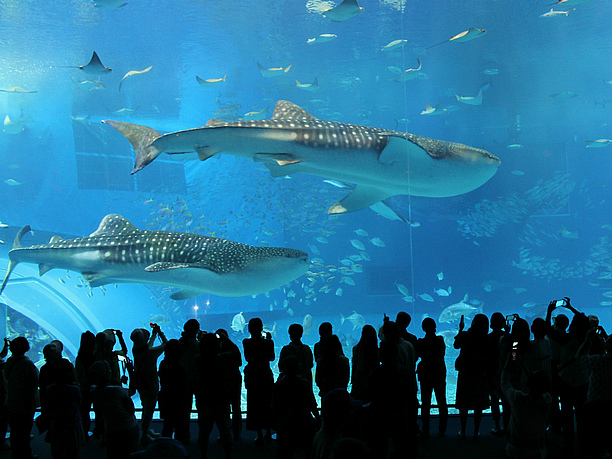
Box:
[103,100,500,214]
[0,214,309,300]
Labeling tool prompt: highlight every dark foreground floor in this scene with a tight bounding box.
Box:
[0,414,574,459]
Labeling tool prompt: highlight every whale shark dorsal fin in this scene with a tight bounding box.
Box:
[271,100,319,121]
[90,214,138,237]
[206,119,226,127]
[49,235,65,244]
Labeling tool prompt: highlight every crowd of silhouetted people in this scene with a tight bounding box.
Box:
[0,296,610,458]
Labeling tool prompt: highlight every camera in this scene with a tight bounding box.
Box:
[506,313,519,322]
[555,299,567,308]
[150,322,159,329]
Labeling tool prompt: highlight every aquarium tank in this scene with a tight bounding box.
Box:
[0,0,610,411]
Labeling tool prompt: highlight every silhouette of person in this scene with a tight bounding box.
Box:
[0,338,10,450]
[5,336,39,459]
[92,329,128,441]
[485,312,507,435]
[365,340,412,459]
[243,317,274,445]
[216,328,243,441]
[548,313,569,433]
[158,339,190,444]
[312,388,361,459]
[43,358,84,458]
[380,320,418,450]
[576,324,612,458]
[416,317,448,438]
[501,354,551,459]
[89,360,139,458]
[498,316,530,434]
[75,331,96,440]
[546,298,589,455]
[350,325,378,401]
[178,319,200,444]
[396,312,418,349]
[314,322,333,363]
[39,340,64,409]
[279,324,314,393]
[526,318,551,378]
[195,333,232,459]
[454,313,490,439]
[315,335,350,399]
[130,325,168,445]
[272,354,319,458]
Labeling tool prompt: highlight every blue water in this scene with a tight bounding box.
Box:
[0,0,611,403]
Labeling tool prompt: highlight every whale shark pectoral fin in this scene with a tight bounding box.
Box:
[170,289,204,301]
[254,153,302,166]
[102,120,163,174]
[328,185,392,214]
[263,161,301,178]
[144,262,192,272]
[39,264,53,276]
[82,273,109,287]
[195,146,217,161]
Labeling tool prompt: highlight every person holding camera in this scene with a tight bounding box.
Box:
[545,297,590,456]
[130,323,168,446]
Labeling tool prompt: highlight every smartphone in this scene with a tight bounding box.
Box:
[555,299,567,307]
[512,341,518,361]
[506,314,518,322]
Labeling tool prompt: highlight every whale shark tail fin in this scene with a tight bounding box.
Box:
[102,120,163,174]
[0,225,31,295]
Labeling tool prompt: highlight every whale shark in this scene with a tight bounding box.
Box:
[103,100,500,214]
[0,214,309,300]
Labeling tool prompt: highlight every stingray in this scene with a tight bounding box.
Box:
[322,0,363,22]
[53,51,111,75]
[196,75,226,88]
[257,63,292,77]
[391,59,422,83]
[426,28,487,49]
[456,88,483,106]
[420,103,447,115]
[295,77,319,92]
[586,139,612,148]
[0,86,37,94]
[119,65,153,91]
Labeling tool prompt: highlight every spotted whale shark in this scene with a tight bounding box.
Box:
[104,100,500,214]
[0,214,309,300]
